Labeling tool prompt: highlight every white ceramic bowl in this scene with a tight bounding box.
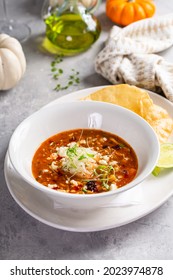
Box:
[8,100,160,209]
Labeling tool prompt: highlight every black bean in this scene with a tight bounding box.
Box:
[86,181,98,192]
[112,144,121,150]
[102,145,108,149]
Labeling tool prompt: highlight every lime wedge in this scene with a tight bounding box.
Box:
[157,143,173,168]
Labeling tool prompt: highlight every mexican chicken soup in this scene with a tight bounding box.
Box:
[32,129,138,194]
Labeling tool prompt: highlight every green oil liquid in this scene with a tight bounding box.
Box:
[44,13,101,55]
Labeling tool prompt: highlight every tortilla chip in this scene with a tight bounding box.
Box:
[145,104,173,143]
[83,84,153,116]
[82,84,173,143]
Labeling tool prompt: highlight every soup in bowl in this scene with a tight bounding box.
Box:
[32,128,138,194]
[8,100,159,209]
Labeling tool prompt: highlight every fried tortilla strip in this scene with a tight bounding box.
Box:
[83,84,153,117]
[83,84,173,143]
[145,104,173,143]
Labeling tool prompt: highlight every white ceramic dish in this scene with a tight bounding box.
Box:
[4,151,173,232]
[4,86,173,232]
[8,99,159,210]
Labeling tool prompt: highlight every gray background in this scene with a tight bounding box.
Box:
[0,0,173,259]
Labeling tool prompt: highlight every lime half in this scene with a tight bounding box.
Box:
[156,143,173,168]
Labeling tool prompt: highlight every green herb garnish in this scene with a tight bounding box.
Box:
[67,145,78,158]
[95,164,115,190]
[82,186,88,193]
[50,55,80,92]
[86,153,95,158]
[78,154,86,160]
[102,181,110,190]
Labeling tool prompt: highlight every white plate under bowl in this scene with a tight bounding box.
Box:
[4,86,173,232]
[4,152,173,232]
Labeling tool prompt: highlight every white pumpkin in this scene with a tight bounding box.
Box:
[0,34,26,90]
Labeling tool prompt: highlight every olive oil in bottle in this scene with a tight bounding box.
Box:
[42,0,101,56]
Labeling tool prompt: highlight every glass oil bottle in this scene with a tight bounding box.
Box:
[41,0,101,56]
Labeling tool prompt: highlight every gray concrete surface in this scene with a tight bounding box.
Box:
[1,0,173,260]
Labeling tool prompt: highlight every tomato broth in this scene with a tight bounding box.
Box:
[32,129,138,194]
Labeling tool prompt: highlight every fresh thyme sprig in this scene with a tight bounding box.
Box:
[50,55,80,92]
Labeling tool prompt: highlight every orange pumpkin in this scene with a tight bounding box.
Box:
[106,0,156,26]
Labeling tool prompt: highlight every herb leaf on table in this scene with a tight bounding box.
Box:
[51,55,80,92]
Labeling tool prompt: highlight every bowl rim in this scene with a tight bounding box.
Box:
[8,100,160,198]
